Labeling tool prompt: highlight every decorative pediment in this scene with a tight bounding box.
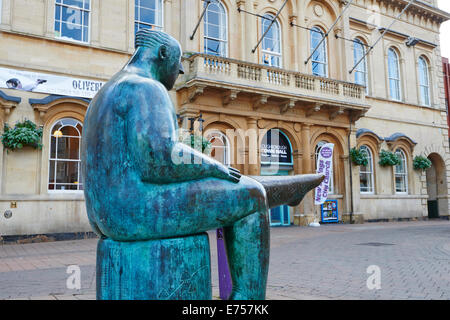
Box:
[356,128,384,144]
[29,95,90,119]
[385,132,417,150]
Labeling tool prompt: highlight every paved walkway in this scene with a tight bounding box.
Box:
[1,220,450,300]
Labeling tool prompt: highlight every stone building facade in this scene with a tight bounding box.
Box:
[444,57,449,138]
[0,0,449,237]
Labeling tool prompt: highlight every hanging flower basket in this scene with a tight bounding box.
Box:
[378,150,401,167]
[413,156,432,171]
[1,120,43,151]
[350,147,368,166]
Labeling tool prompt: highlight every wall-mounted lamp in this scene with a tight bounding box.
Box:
[53,130,63,138]
[188,113,205,134]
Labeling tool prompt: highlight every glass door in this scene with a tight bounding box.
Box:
[261,168,291,226]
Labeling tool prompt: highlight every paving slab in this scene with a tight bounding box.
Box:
[1,220,449,300]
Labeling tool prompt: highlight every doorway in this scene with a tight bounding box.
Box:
[260,129,294,226]
[426,153,448,219]
[261,168,291,226]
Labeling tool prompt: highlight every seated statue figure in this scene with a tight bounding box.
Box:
[81,29,323,300]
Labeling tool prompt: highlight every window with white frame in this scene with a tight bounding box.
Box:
[359,145,374,193]
[388,48,402,101]
[205,131,230,165]
[353,38,369,94]
[261,14,282,67]
[394,149,408,194]
[135,0,163,34]
[315,140,334,194]
[311,26,328,77]
[49,118,83,191]
[54,0,90,43]
[203,0,227,57]
[418,56,431,106]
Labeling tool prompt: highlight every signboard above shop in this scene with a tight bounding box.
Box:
[260,129,293,166]
[0,67,105,99]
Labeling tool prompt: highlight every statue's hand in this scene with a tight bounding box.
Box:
[215,165,241,183]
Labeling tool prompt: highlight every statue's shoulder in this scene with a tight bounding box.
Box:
[118,72,166,95]
[96,71,168,116]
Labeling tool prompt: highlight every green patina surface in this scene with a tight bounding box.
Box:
[82,29,323,300]
[97,234,212,300]
[81,29,269,300]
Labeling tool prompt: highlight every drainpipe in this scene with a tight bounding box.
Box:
[348,121,354,224]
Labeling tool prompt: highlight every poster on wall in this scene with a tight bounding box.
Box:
[260,129,293,166]
[321,199,339,223]
[314,143,334,205]
[0,67,105,99]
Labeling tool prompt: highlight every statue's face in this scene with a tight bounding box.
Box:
[158,43,184,91]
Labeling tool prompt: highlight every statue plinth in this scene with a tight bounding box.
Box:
[97,234,211,300]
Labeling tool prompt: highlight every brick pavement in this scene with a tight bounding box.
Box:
[1,220,449,300]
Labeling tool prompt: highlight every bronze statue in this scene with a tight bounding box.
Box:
[81,29,323,300]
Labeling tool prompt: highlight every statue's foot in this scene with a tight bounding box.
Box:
[249,174,325,209]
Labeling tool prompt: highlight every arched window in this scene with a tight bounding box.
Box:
[134,0,163,34]
[418,56,431,106]
[315,140,334,194]
[310,26,328,77]
[261,14,282,67]
[354,38,368,94]
[49,118,83,191]
[359,145,374,193]
[206,131,230,165]
[203,0,227,57]
[394,149,408,194]
[388,48,401,101]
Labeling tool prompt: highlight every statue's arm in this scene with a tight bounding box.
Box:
[126,81,240,184]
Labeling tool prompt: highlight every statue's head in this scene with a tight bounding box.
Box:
[135,29,184,90]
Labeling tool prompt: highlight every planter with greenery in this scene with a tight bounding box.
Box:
[378,149,401,167]
[413,155,432,171]
[1,120,43,151]
[350,147,368,166]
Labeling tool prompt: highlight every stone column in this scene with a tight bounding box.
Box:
[343,126,363,223]
[0,0,12,29]
[290,15,299,71]
[247,117,260,176]
[301,124,312,173]
[90,0,100,47]
[164,0,173,36]
[237,1,246,60]
[295,124,315,226]
[44,0,54,38]
[179,0,199,53]
[245,1,258,63]
[127,0,135,53]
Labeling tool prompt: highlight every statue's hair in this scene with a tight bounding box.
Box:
[135,28,175,49]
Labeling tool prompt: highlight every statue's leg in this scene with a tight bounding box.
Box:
[93,176,268,241]
[224,207,270,300]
